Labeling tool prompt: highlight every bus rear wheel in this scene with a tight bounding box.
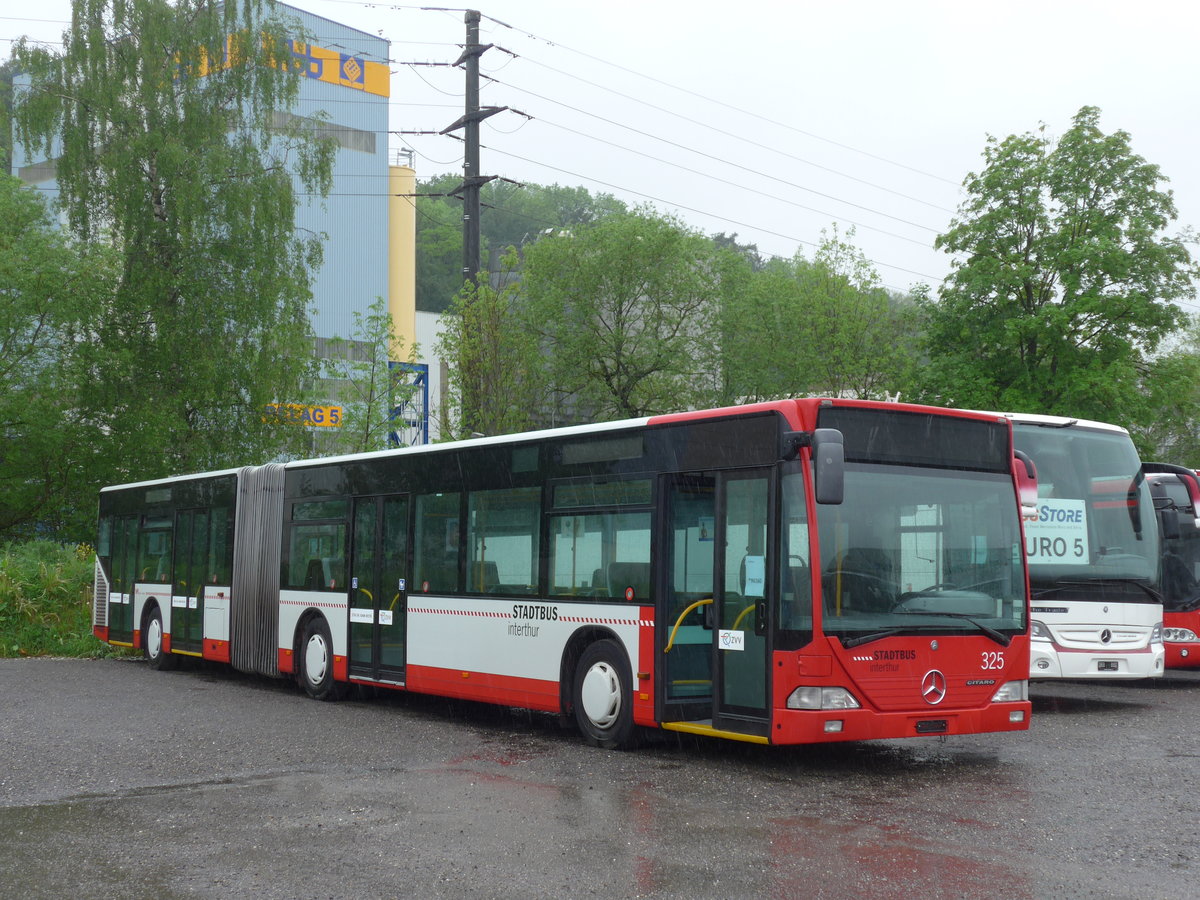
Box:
[299,617,346,701]
[143,606,176,671]
[573,639,637,749]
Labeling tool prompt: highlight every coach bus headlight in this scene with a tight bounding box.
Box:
[1151,622,1164,645]
[990,680,1028,703]
[1030,620,1052,641]
[787,686,862,710]
[1163,625,1197,642]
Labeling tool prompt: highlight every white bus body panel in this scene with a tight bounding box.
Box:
[279,589,349,654]
[407,596,640,680]
[1030,601,1164,679]
[203,586,231,643]
[132,583,171,635]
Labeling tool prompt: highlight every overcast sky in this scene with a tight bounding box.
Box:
[6,0,1199,304]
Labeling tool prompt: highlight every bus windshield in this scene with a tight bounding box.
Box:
[814,463,1027,645]
[1015,425,1159,597]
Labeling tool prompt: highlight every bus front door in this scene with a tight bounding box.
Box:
[349,495,410,682]
[662,471,771,736]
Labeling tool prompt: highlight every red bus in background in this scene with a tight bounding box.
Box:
[94,398,1032,749]
[1144,463,1200,668]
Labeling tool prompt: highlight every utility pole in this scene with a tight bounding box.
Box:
[441,10,503,289]
[461,9,484,288]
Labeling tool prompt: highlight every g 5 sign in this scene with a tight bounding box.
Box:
[262,404,343,428]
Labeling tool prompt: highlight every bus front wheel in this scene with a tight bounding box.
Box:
[572,639,637,750]
[298,617,346,701]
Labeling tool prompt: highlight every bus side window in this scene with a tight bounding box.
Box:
[466,486,539,595]
[414,492,461,593]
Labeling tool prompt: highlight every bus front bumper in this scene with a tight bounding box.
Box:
[1029,643,1164,679]
[769,702,1031,745]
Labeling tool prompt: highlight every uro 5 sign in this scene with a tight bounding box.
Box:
[1024,499,1089,565]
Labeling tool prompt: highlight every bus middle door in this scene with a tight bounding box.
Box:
[349,494,410,682]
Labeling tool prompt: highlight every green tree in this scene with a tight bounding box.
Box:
[1129,321,1200,464]
[918,106,1196,420]
[319,298,419,454]
[11,0,335,486]
[803,228,921,400]
[415,175,626,313]
[0,176,117,539]
[435,252,545,439]
[716,228,920,404]
[518,209,726,421]
[1,59,14,169]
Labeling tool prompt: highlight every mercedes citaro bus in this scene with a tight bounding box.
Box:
[95,399,1034,748]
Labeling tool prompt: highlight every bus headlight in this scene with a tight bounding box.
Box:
[1030,620,1052,641]
[1163,626,1198,642]
[1151,622,1164,645]
[787,686,862,710]
[991,680,1028,703]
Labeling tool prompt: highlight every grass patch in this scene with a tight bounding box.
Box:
[0,540,128,658]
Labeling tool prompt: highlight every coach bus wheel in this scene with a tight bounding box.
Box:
[144,607,176,671]
[299,617,345,702]
[573,639,637,750]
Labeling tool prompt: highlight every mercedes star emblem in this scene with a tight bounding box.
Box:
[921,669,947,705]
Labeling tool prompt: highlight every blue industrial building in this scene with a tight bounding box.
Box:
[12,2,391,346]
[11,3,435,444]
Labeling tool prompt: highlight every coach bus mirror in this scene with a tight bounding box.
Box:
[1013,450,1039,521]
[811,428,844,505]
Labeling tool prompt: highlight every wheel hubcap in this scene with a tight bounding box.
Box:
[305,635,329,685]
[580,661,621,728]
[147,619,162,658]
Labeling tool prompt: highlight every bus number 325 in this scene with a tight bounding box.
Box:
[982,651,1005,670]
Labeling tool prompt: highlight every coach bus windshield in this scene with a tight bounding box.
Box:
[814,463,1027,645]
[1014,425,1159,600]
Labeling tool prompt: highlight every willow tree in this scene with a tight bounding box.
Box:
[11,0,336,482]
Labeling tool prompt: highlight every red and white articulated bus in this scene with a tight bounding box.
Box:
[94,398,1033,749]
[1143,463,1200,668]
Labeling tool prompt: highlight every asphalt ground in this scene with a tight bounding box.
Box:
[2,657,1197,899]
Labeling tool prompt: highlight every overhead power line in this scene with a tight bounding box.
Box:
[477,11,961,187]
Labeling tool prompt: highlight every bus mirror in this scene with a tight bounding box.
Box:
[1160,507,1181,541]
[1013,450,1039,521]
[811,428,844,505]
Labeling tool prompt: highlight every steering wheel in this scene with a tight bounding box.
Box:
[825,569,894,611]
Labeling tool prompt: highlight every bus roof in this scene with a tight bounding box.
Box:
[99,398,1016,490]
[100,468,242,494]
[985,411,1129,435]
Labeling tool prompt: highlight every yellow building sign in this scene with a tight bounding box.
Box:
[187,34,390,99]
[263,404,343,427]
[290,41,390,97]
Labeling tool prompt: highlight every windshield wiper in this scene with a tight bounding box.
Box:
[893,610,1011,646]
[1164,590,1200,613]
[840,629,902,649]
[1052,578,1163,604]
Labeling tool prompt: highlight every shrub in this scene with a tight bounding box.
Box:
[0,540,125,658]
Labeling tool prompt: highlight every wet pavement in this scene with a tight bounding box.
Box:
[1,657,1197,898]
